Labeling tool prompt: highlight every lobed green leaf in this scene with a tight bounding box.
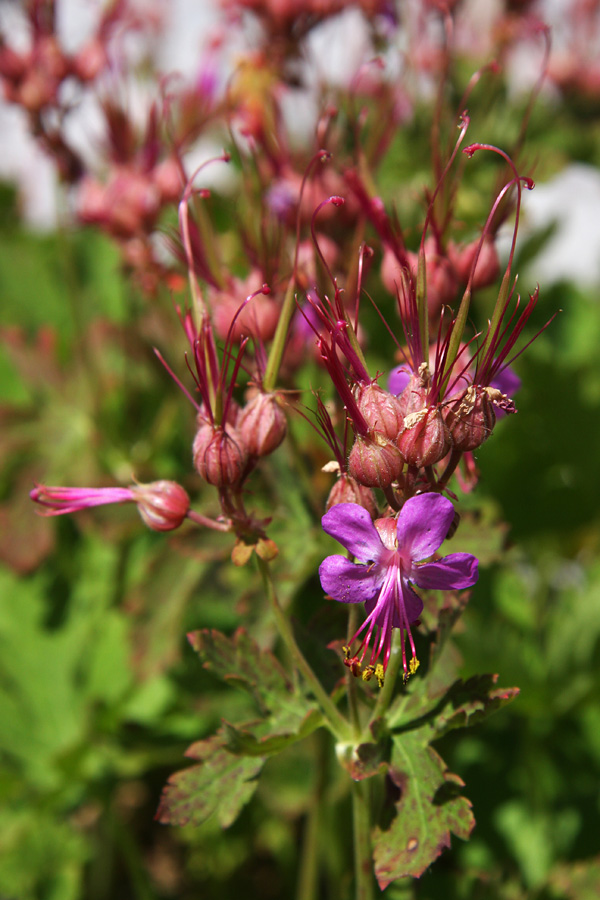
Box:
[373,731,475,886]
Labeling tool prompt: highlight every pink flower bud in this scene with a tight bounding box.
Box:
[444,385,496,452]
[212,279,280,344]
[326,475,377,517]
[153,157,183,203]
[193,423,248,486]
[71,38,108,82]
[397,406,451,467]
[237,392,287,457]
[348,434,403,489]
[448,237,500,289]
[131,481,190,531]
[355,383,404,441]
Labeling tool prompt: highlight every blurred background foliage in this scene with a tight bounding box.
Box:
[1,9,600,900]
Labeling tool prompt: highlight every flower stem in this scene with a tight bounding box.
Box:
[257,556,351,741]
[438,446,463,489]
[296,730,328,900]
[186,510,232,531]
[352,779,375,900]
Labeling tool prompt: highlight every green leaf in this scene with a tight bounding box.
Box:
[188,627,304,719]
[222,708,322,757]
[156,731,265,828]
[372,732,474,886]
[160,630,320,828]
[432,674,519,737]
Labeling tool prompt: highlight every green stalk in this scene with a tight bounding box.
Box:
[257,556,351,741]
[441,286,471,395]
[296,730,328,900]
[352,779,375,900]
[263,277,297,392]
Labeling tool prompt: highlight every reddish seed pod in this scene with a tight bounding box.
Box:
[326,474,377,517]
[193,423,248,486]
[348,434,403,489]
[444,385,496,452]
[238,392,287,457]
[397,406,451,467]
[355,383,404,441]
[131,481,190,532]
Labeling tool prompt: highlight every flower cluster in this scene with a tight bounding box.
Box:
[16,0,551,696]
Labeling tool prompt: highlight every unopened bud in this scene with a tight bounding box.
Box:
[406,244,458,313]
[193,423,248,486]
[72,38,108,82]
[326,475,377,517]
[348,434,403,489]
[131,481,190,531]
[397,406,451,467]
[355,383,404,441]
[448,237,500,289]
[444,385,496,452]
[238,392,287,457]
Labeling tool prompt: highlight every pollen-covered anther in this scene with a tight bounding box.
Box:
[362,665,376,682]
[343,649,362,678]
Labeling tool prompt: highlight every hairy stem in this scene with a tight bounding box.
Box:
[296,730,328,900]
[352,779,375,900]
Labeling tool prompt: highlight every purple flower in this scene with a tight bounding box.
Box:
[319,494,478,684]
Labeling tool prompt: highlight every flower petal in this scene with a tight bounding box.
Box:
[400,580,424,623]
[319,555,382,604]
[396,493,455,561]
[321,502,383,561]
[413,552,479,590]
[388,364,411,396]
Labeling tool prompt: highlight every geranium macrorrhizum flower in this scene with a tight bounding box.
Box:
[319,494,478,684]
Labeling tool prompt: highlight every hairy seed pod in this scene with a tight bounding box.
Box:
[326,475,378,517]
[445,385,496,452]
[193,423,248,486]
[397,406,451,467]
[348,434,403,489]
[238,392,287,457]
[355,383,404,441]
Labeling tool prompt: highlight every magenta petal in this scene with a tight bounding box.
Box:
[396,493,456,560]
[321,502,383,561]
[319,555,382,604]
[413,553,479,590]
[401,580,424,623]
